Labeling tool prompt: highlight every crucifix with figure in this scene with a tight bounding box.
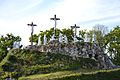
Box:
[27,22,37,46]
[50,14,60,39]
[71,24,80,38]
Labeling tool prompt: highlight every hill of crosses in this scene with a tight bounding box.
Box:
[26,38,116,69]
[24,15,118,70]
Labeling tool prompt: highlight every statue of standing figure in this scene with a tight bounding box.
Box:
[84,34,89,42]
[59,33,63,43]
[44,34,47,45]
[92,33,96,43]
[13,41,20,48]
[38,36,41,46]
[50,34,55,41]
[63,35,68,43]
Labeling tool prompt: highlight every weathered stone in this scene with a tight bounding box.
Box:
[26,40,117,69]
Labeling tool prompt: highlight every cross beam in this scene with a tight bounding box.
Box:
[27,22,37,46]
[71,24,80,37]
[50,14,60,39]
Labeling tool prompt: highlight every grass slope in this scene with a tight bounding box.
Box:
[0,49,97,79]
[19,68,120,80]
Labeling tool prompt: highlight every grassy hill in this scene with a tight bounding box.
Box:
[0,48,98,79]
[19,68,120,80]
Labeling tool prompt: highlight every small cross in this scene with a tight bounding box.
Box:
[27,22,37,46]
[71,24,80,37]
[50,14,60,39]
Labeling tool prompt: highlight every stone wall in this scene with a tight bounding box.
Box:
[29,40,117,69]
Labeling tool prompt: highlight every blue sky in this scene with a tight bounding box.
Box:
[0,0,120,45]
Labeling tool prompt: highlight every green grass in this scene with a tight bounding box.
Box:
[0,49,14,73]
[19,68,120,80]
[0,49,98,79]
[0,49,120,80]
[19,69,98,80]
[19,70,83,80]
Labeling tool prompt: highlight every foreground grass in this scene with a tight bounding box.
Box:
[19,68,120,80]
[0,49,98,79]
[19,70,83,80]
[19,69,97,80]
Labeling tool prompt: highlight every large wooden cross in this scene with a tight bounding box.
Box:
[27,22,37,46]
[50,14,60,39]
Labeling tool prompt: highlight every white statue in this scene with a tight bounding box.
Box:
[44,34,47,45]
[38,36,41,46]
[59,33,63,43]
[64,35,68,43]
[50,34,55,41]
[74,36,78,42]
[92,33,96,42]
[13,41,20,48]
[84,34,90,42]
[84,34,87,42]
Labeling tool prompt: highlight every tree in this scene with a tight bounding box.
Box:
[104,26,120,65]
[92,24,108,46]
[62,28,74,42]
[0,33,21,61]
[79,30,86,39]
[30,28,74,44]
[29,34,38,45]
[86,30,94,43]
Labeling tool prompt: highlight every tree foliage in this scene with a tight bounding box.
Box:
[61,28,74,42]
[0,33,21,61]
[30,28,74,44]
[79,30,86,39]
[104,26,120,65]
[93,24,108,46]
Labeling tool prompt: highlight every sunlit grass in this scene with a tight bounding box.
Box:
[19,68,120,80]
[19,69,98,80]
[19,71,78,80]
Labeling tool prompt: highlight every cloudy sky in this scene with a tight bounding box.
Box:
[0,0,120,45]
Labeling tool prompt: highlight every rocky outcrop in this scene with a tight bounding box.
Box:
[27,40,117,69]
